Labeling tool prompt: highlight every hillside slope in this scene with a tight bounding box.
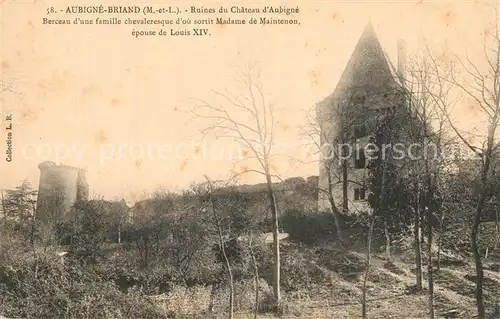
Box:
[156,242,500,318]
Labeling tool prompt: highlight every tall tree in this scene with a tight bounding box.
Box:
[203,177,235,319]
[191,64,282,309]
[2,180,37,241]
[302,110,344,243]
[404,52,453,314]
[436,7,500,317]
[361,214,375,319]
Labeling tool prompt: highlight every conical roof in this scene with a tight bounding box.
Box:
[339,21,399,92]
[317,21,402,114]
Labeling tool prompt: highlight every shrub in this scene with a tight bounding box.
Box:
[0,251,166,318]
[280,210,339,245]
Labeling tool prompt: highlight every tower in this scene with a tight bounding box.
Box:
[35,161,89,223]
[317,21,407,214]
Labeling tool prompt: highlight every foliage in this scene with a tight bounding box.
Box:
[68,200,110,265]
[0,243,165,319]
[280,209,342,245]
[2,166,499,318]
[1,180,37,240]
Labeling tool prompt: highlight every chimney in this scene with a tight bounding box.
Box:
[397,39,407,84]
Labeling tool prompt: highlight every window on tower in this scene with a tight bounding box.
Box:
[354,187,366,201]
[355,149,366,169]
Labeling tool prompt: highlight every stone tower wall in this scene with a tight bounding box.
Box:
[36,161,89,223]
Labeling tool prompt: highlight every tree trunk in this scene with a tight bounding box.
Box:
[472,194,487,319]
[379,134,391,262]
[118,224,121,244]
[384,219,391,261]
[495,206,499,253]
[265,169,281,310]
[31,211,37,274]
[426,197,435,319]
[327,167,343,244]
[414,183,423,289]
[423,135,435,318]
[420,208,427,246]
[362,216,375,319]
[249,232,259,319]
[208,282,217,313]
[471,129,493,319]
[342,160,349,214]
[328,192,344,245]
[207,180,234,319]
[218,233,234,319]
[436,210,446,272]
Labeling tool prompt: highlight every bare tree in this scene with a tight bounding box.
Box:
[413,180,424,290]
[191,64,282,308]
[361,214,375,319]
[247,229,260,319]
[302,111,344,243]
[404,54,454,317]
[432,9,500,317]
[489,195,499,257]
[204,176,234,319]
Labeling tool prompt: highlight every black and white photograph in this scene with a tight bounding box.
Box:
[1,1,499,318]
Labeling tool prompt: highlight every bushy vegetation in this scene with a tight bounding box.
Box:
[0,237,165,318]
[1,162,499,318]
[0,181,279,318]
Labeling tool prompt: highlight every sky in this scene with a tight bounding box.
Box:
[1,0,497,203]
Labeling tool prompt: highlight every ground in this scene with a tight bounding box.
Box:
[157,241,500,318]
